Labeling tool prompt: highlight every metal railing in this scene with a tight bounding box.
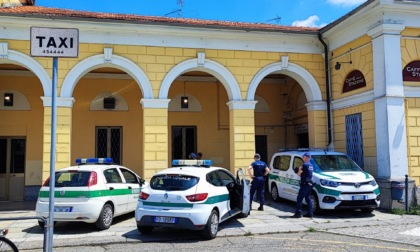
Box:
[0,216,48,252]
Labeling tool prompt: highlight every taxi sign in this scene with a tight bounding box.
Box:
[30,27,79,58]
[172,159,213,166]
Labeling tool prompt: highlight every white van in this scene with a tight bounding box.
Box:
[268,149,380,213]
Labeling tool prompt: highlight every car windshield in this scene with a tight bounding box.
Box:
[150,174,199,191]
[311,155,362,172]
[55,171,91,187]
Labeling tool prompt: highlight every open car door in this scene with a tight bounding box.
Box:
[236,168,250,215]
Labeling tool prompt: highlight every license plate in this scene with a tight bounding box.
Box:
[54,206,73,212]
[153,216,177,224]
[352,195,366,200]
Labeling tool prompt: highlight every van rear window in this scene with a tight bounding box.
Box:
[150,174,199,191]
[55,171,91,187]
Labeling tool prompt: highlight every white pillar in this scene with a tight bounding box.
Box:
[368,23,408,179]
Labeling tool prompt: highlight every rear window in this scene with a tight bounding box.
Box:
[311,155,362,172]
[150,174,199,191]
[55,171,91,187]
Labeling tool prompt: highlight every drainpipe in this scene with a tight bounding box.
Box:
[318,34,333,148]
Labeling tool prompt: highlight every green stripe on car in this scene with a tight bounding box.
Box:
[142,194,230,208]
[38,189,137,198]
[268,174,299,186]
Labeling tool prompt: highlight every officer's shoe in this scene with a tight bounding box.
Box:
[290,213,302,218]
[257,206,264,211]
[303,213,313,218]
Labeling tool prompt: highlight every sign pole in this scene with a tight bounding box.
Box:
[46,56,58,252]
[30,27,78,252]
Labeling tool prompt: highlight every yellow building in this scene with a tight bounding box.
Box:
[0,0,419,210]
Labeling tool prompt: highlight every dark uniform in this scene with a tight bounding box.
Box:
[249,158,268,210]
[292,153,314,218]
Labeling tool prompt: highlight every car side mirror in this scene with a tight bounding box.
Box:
[139,177,146,186]
[293,167,299,174]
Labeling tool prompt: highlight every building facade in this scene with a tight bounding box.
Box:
[0,0,419,209]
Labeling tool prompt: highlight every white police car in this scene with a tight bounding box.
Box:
[268,150,380,214]
[35,158,146,230]
[135,159,250,239]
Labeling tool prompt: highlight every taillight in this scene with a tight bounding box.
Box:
[139,192,150,200]
[87,171,97,186]
[186,193,208,202]
[42,177,50,187]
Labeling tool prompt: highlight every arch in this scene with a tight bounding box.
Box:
[159,58,241,101]
[247,62,322,102]
[60,54,154,99]
[0,49,51,96]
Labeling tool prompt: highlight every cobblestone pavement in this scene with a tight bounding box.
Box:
[1,199,419,250]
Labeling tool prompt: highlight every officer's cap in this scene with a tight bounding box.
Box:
[254,153,261,159]
[303,152,311,158]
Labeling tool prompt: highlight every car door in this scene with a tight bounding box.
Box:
[276,155,296,201]
[103,168,128,214]
[289,156,304,199]
[214,170,235,218]
[236,168,250,215]
[119,167,141,212]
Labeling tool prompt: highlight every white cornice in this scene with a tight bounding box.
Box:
[331,90,374,110]
[0,16,323,54]
[404,86,420,97]
[227,100,257,110]
[322,1,420,51]
[41,97,75,107]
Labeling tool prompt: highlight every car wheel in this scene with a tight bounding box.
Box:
[95,203,113,230]
[360,208,374,214]
[202,209,219,240]
[310,193,322,215]
[137,225,154,234]
[38,220,45,228]
[38,220,56,228]
[271,184,280,202]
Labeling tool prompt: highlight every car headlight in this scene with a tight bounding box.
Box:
[320,179,340,187]
[369,179,377,186]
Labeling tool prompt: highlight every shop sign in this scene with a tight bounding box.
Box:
[403,61,420,82]
[343,70,366,93]
[30,27,79,58]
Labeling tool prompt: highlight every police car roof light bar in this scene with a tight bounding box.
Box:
[76,158,113,164]
[172,159,212,167]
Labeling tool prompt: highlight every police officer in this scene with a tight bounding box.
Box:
[248,153,269,211]
[291,152,314,218]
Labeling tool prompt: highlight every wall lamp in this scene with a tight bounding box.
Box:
[335,61,352,70]
[4,93,13,106]
[181,96,189,109]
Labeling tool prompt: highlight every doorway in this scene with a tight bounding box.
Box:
[172,126,197,160]
[0,137,26,201]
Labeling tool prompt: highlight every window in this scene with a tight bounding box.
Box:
[345,113,364,168]
[120,168,138,184]
[216,170,235,186]
[272,155,291,171]
[207,171,223,186]
[150,174,199,191]
[103,168,123,183]
[55,171,91,187]
[293,157,303,171]
[96,127,122,164]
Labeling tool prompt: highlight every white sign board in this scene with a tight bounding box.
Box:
[30,27,79,58]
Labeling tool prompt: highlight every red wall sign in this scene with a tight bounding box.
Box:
[403,61,420,82]
[343,70,366,93]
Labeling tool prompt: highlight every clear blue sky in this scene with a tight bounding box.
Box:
[36,0,367,28]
